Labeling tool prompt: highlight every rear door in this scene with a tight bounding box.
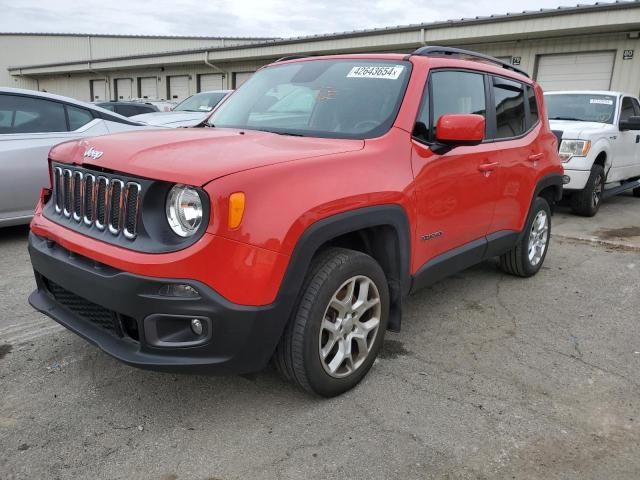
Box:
[486,77,542,236]
[411,69,500,269]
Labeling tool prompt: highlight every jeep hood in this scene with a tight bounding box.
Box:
[49,128,364,186]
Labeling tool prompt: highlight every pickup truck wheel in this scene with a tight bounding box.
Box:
[500,196,551,277]
[570,164,605,217]
[273,248,389,397]
[633,187,640,198]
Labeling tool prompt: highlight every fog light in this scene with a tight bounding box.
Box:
[562,175,571,184]
[191,318,203,335]
[158,284,199,298]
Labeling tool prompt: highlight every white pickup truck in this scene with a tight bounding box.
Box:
[545,91,640,216]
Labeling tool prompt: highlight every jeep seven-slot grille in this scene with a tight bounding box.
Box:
[52,166,141,240]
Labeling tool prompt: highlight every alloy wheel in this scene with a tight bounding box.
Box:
[592,174,603,209]
[528,210,549,266]
[318,275,382,378]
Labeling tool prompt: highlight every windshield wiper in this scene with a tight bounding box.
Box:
[549,116,585,122]
[254,128,306,137]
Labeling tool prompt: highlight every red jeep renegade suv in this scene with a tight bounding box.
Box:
[28,47,563,397]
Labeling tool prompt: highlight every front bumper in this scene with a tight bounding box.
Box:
[561,168,591,191]
[28,232,289,374]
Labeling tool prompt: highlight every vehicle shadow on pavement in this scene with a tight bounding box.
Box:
[0,224,30,244]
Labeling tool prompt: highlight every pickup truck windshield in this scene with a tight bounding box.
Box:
[207,59,411,139]
[545,94,617,124]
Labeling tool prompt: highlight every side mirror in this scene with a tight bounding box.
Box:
[435,114,485,146]
[619,115,640,131]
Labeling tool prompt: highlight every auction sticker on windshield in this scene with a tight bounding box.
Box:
[347,65,404,80]
[590,98,614,105]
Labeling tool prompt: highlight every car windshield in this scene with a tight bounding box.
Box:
[206,59,411,139]
[174,92,228,112]
[545,93,617,124]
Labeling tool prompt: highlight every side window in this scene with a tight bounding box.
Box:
[493,77,526,139]
[116,105,140,117]
[415,70,486,141]
[526,85,539,127]
[620,97,637,122]
[0,94,66,134]
[66,105,94,130]
[633,98,640,116]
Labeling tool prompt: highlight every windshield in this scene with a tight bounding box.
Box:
[174,92,228,112]
[545,93,617,124]
[207,59,411,138]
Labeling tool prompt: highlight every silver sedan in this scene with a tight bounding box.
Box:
[0,88,148,227]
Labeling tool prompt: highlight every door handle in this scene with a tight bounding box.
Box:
[528,153,545,162]
[478,162,499,172]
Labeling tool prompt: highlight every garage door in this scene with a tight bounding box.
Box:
[536,52,615,91]
[115,78,133,101]
[139,77,157,100]
[90,79,107,101]
[234,72,254,88]
[168,76,190,102]
[198,73,223,92]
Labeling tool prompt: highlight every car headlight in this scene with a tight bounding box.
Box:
[559,139,591,162]
[166,184,204,237]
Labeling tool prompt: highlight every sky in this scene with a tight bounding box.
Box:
[0,0,605,38]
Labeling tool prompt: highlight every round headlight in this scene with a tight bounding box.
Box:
[166,184,204,237]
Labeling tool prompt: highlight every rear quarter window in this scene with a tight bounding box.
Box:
[66,105,95,130]
[493,77,526,139]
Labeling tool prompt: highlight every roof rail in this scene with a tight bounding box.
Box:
[411,46,529,78]
[274,55,310,63]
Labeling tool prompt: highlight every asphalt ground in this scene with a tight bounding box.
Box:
[1,197,639,480]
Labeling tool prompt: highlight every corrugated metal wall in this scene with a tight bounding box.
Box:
[35,59,268,101]
[4,4,640,101]
[0,34,263,91]
[467,32,640,95]
[31,33,640,102]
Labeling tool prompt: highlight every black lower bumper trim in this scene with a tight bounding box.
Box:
[28,232,290,374]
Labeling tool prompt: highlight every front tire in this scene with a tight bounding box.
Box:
[570,164,605,217]
[273,248,389,397]
[633,186,640,198]
[500,196,551,277]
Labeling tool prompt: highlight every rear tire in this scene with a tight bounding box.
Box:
[570,164,605,217]
[273,248,389,397]
[633,186,640,198]
[500,196,551,278]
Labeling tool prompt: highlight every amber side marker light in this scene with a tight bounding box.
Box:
[228,192,246,229]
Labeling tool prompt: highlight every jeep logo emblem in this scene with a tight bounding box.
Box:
[83,147,103,160]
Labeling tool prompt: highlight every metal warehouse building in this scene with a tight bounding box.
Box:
[3,1,640,102]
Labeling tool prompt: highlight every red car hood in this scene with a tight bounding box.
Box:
[50,128,364,185]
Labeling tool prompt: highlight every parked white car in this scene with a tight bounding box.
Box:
[546,91,640,216]
[0,87,148,227]
[131,90,231,127]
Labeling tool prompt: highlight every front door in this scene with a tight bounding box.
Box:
[411,69,500,271]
